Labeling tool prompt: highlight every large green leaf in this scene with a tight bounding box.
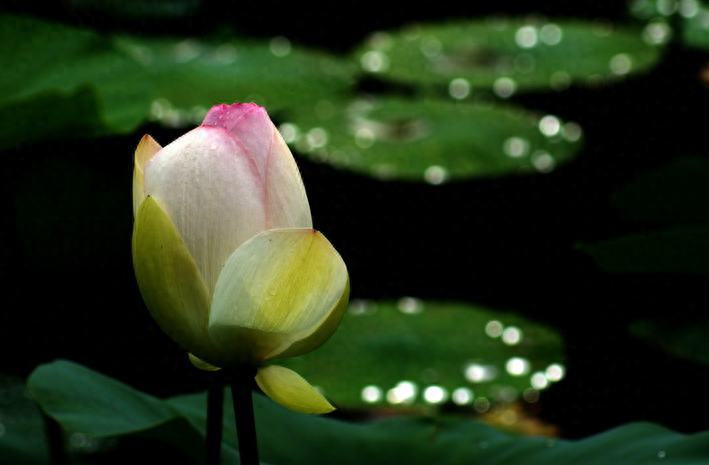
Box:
[29,361,709,465]
[353,18,663,93]
[0,13,150,139]
[0,13,355,148]
[113,35,356,127]
[283,97,582,182]
[280,299,565,410]
[27,360,211,462]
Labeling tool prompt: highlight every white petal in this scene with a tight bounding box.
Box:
[144,125,266,293]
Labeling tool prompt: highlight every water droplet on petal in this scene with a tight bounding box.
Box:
[656,0,678,16]
[354,127,376,148]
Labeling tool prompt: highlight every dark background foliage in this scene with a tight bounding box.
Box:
[2,0,709,441]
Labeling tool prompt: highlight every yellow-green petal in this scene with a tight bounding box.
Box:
[255,365,335,414]
[133,196,223,365]
[188,353,222,371]
[132,134,161,217]
[208,228,349,364]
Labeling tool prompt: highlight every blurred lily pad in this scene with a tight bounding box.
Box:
[354,18,663,94]
[0,13,356,148]
[280,299,565,410]
[114,34,356,127]
[0,14,150,147]
[283,97,582,181]
[29,361,709,465]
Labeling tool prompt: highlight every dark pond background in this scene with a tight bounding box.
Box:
[2,0,709,440]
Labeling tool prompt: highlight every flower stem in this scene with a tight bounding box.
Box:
[206,382,224,465]
[230,366,260,465]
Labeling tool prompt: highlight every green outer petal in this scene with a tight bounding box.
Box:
[188,353,222,371]
[132,135,161,217]
[255,365,335,414]
[209,228,349,364]
[132,196,224,365]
